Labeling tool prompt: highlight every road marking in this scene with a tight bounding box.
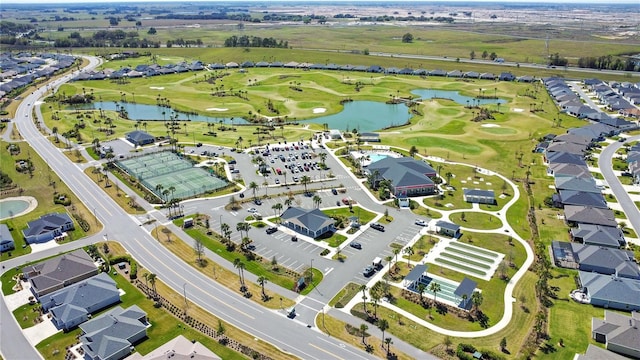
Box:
[314,336,371,360]
[307,343,343,360]
[324,267,334,275]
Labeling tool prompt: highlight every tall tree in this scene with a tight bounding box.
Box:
[360,323,368,344]
[378,319,389,348]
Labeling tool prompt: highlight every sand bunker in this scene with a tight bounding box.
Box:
[207,108,228,111]
[481,124,501,128]
[149,86,165,90]
[313,108,327,114]
[513,108,524,112]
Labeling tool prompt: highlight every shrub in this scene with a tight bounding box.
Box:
[129,262,137,279]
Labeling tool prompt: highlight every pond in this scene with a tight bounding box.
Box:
[411,89,506,106]
[75,102,250,125]
[0,197,36,220]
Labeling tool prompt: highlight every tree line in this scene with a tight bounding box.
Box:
[358,15,454,23]
[223,35,288,49]
[577,55,638,72]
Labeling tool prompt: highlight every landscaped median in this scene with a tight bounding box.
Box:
[172,216,323,296]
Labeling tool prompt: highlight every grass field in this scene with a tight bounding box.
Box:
[449,211,503,230]
[0,140,99,261]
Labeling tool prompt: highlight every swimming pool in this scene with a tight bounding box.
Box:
[368,153,389,163]
[0,199,30,219]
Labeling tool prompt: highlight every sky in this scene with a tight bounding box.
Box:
[3,0,639,4]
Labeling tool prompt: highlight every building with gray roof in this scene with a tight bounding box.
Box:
[579,271,640,312]
[365,157,436,197]
[129,335,222,360]
[546,151,587,167]
[40,272,120,331]
[564,205,617,227]
[547,163,592,179]
[0,223,14,252]
[125,130,154,147]
[592,311,640,359]
[436,220,461,238]
[553,190,607,209]
[22,212,74,244]
[555,177,601,194]
[463,189,495,205]
[571,224,626,248]
[280,207,335,239]
[576,344,629,360]
[553,242,640,279]
[80,305,148,360]
[23,249,98,298]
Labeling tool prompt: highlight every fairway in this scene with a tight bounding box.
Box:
[116,151,228,200]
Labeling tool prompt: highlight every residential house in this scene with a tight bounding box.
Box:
[545,141,587,155]
[573,244,640,279]
[555,176,601,194]
[579,271,640,311]
[576,344,630,360]
[0,224,15,252]
[280,207,335,238]
[23,249,98,298]
[429,69,447,77]
[436,220,461,238]
[125,130,154,147]
[365,157,436,197]
[225,62,239,68]
[80,305,148,360]
[568,123,617,140]
[22,213,75,244]
[592,311,640,359]
[499,72,515,81]
[564,205,617,227]
[546,151,587,167]
[40,273,120,331]
[547,163,592,179]
[570,224,625,248]
[553,190,607,209]
[128,335,221,360]
[447,70,463,78]
[463,189,496,205]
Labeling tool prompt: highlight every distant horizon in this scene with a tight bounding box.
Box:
[2,0,638,4]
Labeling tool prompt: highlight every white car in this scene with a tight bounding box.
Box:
[415,219,427,226]
[248,208,257,213]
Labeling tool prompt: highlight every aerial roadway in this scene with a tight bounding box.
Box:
[0,56,402,360]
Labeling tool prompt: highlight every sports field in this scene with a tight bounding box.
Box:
[116,151,228,200]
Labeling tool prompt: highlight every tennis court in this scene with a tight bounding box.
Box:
[116,151,228,200]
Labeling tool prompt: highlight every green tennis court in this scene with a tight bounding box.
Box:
[116,151,228,200]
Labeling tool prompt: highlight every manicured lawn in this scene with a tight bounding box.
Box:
[321,232,348,248]
[329,282,362,308]
[12,302,41,329]
[324,205,377,225]
[84,167,147,214]
[1,141,98,261]
[449,212,503,230]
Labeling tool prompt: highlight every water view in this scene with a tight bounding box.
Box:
[0,199,30,220]
[75,102,250,125]
[75,89,503,133]
[411,89,507,106]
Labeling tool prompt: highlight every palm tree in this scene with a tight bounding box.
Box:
[417,283,427,304]
[148,273,157,298]
[249,181,259,200]
[384,337,393,354]
[220,223,231,244]
[445,172,453,184]
[236,222,250,239]
[461,293,469,309]
[429,282,441,305]
[312,195,322,208]
[142,272,149,292]
[233,258,245,287]
[409,145,418,158]
[319,152,327,167]
[52,126,59,143]
[360,323,368,344]
[378,319,389,348]
[403,246,414,267]
[300,175,311,194]
[360,284,368,313]
[370,292,380,319]
[284,197,293,208]
[257,276,267,299]
[471,291,483,315]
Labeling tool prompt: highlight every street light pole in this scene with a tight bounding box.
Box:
[182,283,188,314]
[310,259,314,281]
[219,215,223,235]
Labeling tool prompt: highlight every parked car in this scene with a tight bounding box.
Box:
[331,188,338,195]
[246,244,256,251]
[370,223,385,231]
[254,199,262,205]
[291,235,298,242]
[363,265,375,277]
[350,241,362,249]
[266,227,278,234]
[415,219,428,226]
[275,178,280,184]
[248,208,257,213]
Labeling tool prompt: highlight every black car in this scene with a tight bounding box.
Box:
[246,244,256,251]
[266,227,278,234]
[254,199,262,205]
[331,188,338,195]
[370,223,385,231]
[291,235,298,242]
[349,241,362,249]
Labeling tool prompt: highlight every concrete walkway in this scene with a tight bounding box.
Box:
[327,143,535,338]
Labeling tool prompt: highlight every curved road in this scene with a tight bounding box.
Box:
[1,57,378,360]
[599,136,640,240]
